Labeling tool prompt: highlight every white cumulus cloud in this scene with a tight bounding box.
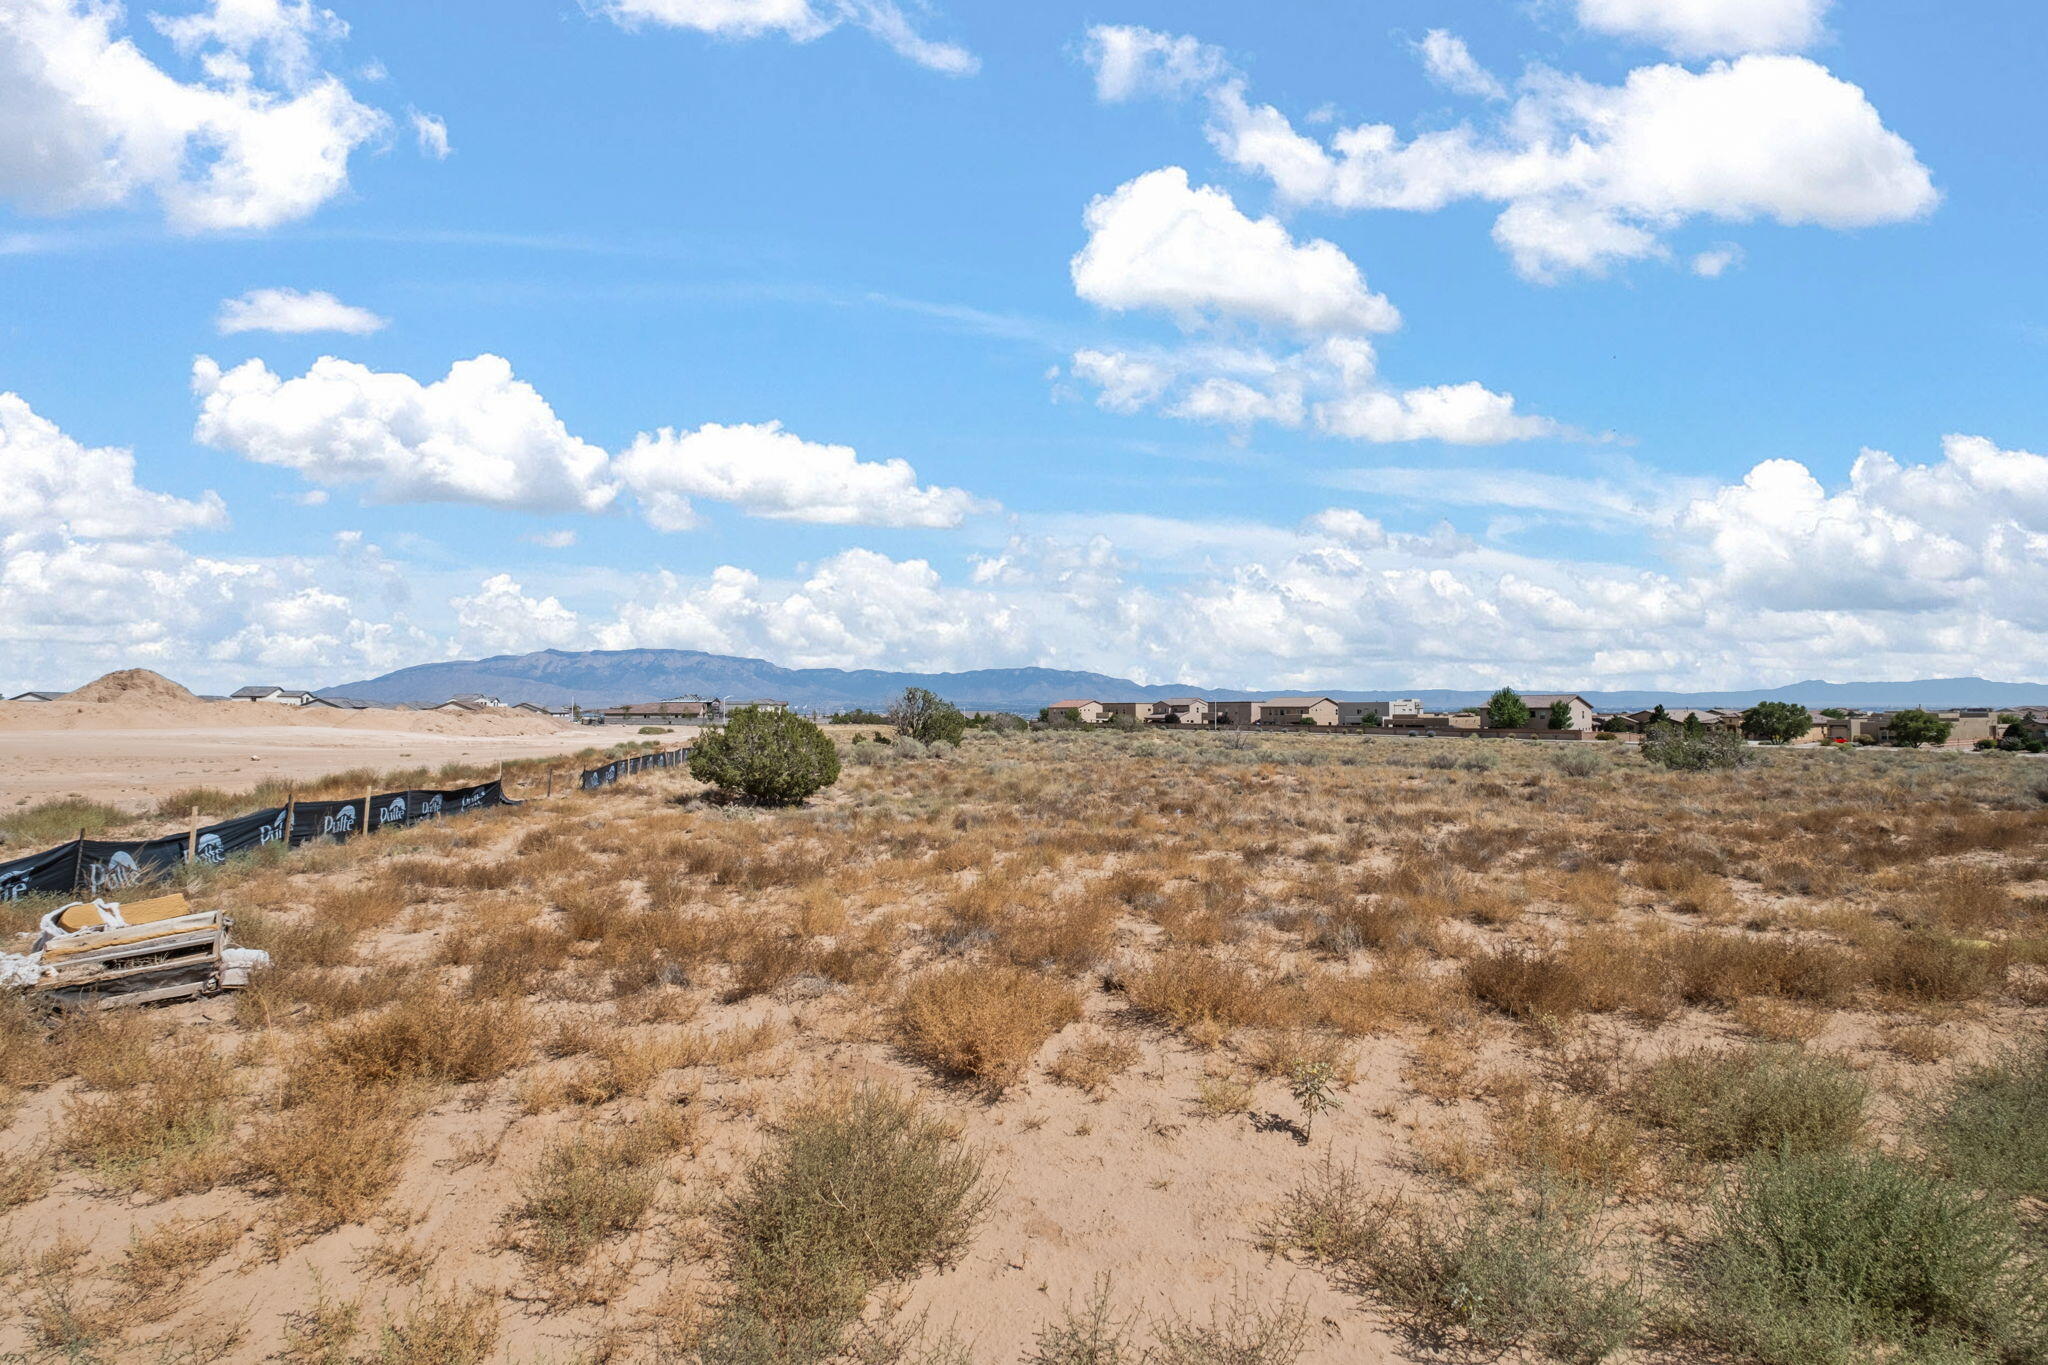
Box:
[409,108,450,159]
[1416,30,1505,100]
[614,421,987,530]
[0,0,387,231]
[1072,167,1400,335]
[190,354,620,514]
[596,0,976,75]
[1090,26,1935,283]
[217,287,388,335]
[1063,172,1555,445]
[1084,25,1228,103]
[0,392,227,548]
[1577,0,1832,57]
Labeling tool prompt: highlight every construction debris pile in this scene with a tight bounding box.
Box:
[2,893,268,1010]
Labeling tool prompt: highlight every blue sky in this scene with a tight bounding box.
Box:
[3,0,2045,694]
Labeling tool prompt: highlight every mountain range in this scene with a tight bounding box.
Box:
[318,649,2048,714]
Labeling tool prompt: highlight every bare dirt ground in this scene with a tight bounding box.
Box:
[0,725,643,811]
[0,727,2043,1364]
[0,671,661,812]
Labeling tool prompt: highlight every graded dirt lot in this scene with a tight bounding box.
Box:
[0,723,649,811]
[0,670,660,812]
[1,727,2044,1364]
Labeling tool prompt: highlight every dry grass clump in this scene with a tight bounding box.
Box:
[1123,949,1279,1045]
[506,1118,686,1269]
[1024,1281,1311,1365]
[1661,933,1862,1007]
[0,1144,55,1209]
[242,1081,419,1230]
[288,985,532,1094]
[1868,931,2008,1002]
[995,895,1119,973]
[358,1286,500,1365]
[726,929,812,1000]
[1464,945,1599,1023]
[62,1039,238,1196]
[1483,1092,1647,1195]
[897,963,1082,1091]
[1302,965,1466,1035]
[1046,1030,1142,1094]
[118,1216,244,1309]
[1915,867,2018,933]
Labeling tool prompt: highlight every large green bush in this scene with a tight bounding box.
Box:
[887,686,968,745]
[1642,721,1749,771]
[1885,709,1954,748]
[1691,1149,2046,1364]
[1926,1036,2048,1197]
[1484,687,1533,730]
[1742,701,1814,745]
[689,706,842,806]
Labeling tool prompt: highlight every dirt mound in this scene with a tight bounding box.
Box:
[64,669,201,706]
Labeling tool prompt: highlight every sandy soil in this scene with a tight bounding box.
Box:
[0,668,672,810]
[0,724,648,810]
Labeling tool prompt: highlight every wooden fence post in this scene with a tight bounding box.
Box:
[186,806,200,862]
[363,782,374,837]
[71,827,87,895]
[285,786,297,846]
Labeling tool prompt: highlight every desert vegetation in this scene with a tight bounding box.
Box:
[1,725,2044,1362]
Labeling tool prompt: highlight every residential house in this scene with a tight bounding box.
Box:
[1258,696,1340,726]
[1099,701,1160,723]
[1210,700,1263,727]
[8,690,69,702]
[1152,697,1210,725]
[1338,699,1422,725]
[1520,694,1597,731]
[1044,699,1104,724]
[231,686,314,705]
[726,699,788,713]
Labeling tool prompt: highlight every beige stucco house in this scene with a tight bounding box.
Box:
[1258,696,1340,726]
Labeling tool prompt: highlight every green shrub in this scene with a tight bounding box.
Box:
[689,707,842,807]
[1267,1158,1640,1364]
[1484,688,1533,730]
[692,1086,991,1362]
[1690,1150,2046,1364]
[1642,722,1749,771]
[1630,1045,1866,1160]
[1365,1190,1641,1362]
[887,687,967,746]
[1886,709,1954,748]
[1925,1036,2048,1197]
[0,796,132,847]
[1742,702,1815,745]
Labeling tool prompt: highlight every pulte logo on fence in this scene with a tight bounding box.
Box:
[0,775,544,899]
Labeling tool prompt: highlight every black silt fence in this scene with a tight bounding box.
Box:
[0,780,518,902]
[580,747,690,791]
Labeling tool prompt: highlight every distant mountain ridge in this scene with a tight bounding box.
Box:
[318,649,2048,714]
